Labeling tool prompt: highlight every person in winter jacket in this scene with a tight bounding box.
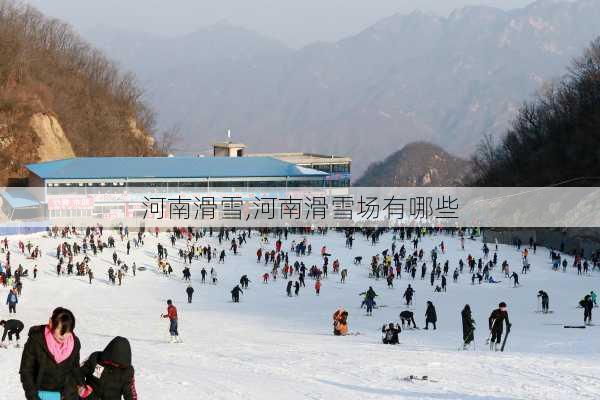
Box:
[360,287,378,316]
[6,287,18,313]
[489,302,511,351]
[537,290,550,313]
[1,318,24,347]
[403,285,414,305]
[582,295,593,325]
[399,311,417,329]
[19,307,84,400]
[315,279,321,295]
[424,301,437,330]
[381,323,401,344]
[231,285,243,303]
[332,308,348,336]
[161,300,180,343]
[461,305,475,349]
[79,336,138,400]
[186,285,194,304]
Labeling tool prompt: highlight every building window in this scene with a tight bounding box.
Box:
[332,164,350,173]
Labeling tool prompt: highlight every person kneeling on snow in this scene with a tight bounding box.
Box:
[79,336,138,400]
[333,308,348,336]
[382,323,400,344]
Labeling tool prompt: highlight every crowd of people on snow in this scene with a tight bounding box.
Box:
[1,224,599,398]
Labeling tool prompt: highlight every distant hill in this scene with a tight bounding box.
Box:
[88,0,600,177]
[354,142,471,186]
[470,37,600,187]
[0,1,158,185]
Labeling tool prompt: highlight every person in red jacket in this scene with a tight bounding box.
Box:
[315,279,322,296]
[161,300,180,343]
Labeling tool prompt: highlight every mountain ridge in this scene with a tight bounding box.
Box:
[87,0,600,177]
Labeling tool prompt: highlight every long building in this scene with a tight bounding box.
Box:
[26,156,328,190]
[1,141,351,221]
[0,156,329,220]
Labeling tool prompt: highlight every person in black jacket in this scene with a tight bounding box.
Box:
[488,302,511,351]
[381,323,401,344]
[186,285,194,303]
[424,301,437,330]
[1,318,24,347]
[231,285,243,303]
[79,336,138,400]
[537,290,550,313]
[461,305,475,349]
[582,295,593,325]
[19,307,84,400]
[399,311,417,329]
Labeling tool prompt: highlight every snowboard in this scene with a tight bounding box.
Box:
[534,310,554,314]
[564,325,586,329]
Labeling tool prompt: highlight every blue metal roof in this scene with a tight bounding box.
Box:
[1,189,41,208]
[26,157,328,180]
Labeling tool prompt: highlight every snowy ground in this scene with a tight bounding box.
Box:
[1,229,599,400]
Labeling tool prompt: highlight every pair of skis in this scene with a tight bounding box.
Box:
[403,375,438,383]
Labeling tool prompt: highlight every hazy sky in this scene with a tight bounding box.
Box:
[27,0,538,47]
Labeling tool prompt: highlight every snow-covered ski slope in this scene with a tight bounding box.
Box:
[1,230,599,399]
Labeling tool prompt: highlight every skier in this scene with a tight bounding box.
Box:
[231,285,243,303]
[399,310,417,329]
[79,336,138,400]
[582,295,593,325]
[294,281,300,296]
[6,287,18,314]
[461,305,475,349]
[200,268,207,284]
[0,318,24,348]
[340,269,348,283]
[333,308,349,336]
[286,281,293,297]
[386,273,394,288]
[403,284,414,306]
[488,302,511,351]
[510,272,519,287]
[186,284,194,304]
[360,286,377,316]
[591,290,597,307]
[537,290,550,313]
[424,301,437,330]
[161,300,180,343]
[382,323,401,345]
[315,278,321,296]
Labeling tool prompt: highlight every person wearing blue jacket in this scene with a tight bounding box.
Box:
[6,287,18,313]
